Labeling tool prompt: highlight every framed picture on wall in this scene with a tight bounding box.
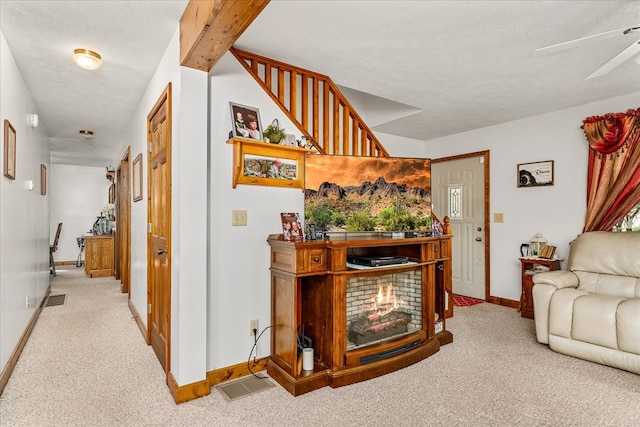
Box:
[4,119,16,180]
[229,102,263,141]
[517,160,554,188]
[133,153,143,202]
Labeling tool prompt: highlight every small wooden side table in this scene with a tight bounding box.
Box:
[519,257,562,319]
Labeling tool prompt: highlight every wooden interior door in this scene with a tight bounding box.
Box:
[116,148,131,294]
[147,84,172,373]
[432,154,488,300]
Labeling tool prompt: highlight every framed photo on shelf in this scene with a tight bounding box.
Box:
[4,119,16,180]
[517,160,554,188]
[133,153,143,202]
[229,102,263,141]
[281,212,303,241]
[40,164,47,195]
[283,134,297,147]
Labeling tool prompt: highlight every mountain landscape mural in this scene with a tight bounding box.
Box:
[304,155,432,232]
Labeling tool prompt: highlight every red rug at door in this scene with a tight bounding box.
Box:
[452,294,484,307]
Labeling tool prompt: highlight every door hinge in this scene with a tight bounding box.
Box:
[148,142,152,153]
[148,304,152,314]
[147,222,152,233]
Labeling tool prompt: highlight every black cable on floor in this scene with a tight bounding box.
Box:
[247,326,273,379]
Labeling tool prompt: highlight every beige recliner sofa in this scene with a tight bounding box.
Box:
[532,231,640,374]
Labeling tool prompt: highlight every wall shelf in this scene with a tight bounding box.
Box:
[227,138,313,190]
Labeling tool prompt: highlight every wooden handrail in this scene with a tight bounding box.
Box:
[230,48,390,158]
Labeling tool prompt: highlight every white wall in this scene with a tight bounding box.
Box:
[376,132,426,158]
[115,28,210,386]
[421,92,640,301]
[208,52,305,369]
[0,32,50,372]
[49,164,111,264]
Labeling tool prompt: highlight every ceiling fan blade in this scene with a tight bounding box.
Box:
[585,40,640,80]
[534,26,639,55]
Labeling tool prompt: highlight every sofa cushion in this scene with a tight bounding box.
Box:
[572,294,626,350]
[548,288,588,338]
[618,298,640,354]
[574,271,640,298]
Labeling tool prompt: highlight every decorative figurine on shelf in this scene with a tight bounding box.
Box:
[299,135,314,149]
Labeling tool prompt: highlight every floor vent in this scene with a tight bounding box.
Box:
[45,294,66,307]
[215,375,275,402]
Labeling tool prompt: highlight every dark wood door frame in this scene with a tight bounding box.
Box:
[116,147,132,294]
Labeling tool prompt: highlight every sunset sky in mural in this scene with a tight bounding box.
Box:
[304,155,431,190]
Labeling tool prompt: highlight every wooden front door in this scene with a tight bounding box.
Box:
[147,84,172,373]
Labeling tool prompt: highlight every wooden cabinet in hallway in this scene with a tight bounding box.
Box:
[84,235,114,278]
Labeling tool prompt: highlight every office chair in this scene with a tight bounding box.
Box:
[50,222,62,276]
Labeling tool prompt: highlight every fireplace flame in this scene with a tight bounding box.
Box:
[367,284,403,321]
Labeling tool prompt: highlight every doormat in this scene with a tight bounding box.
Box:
[45,294,66,307]
[215,375,275,402]
[453,294,483,307]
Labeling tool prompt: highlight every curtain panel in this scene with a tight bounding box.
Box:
[583,108,640,232]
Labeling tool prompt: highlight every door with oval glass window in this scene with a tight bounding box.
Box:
[432,154,487,300]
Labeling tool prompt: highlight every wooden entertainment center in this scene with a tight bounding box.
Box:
[267,231,453,396]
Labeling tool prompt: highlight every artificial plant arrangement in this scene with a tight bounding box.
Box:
[263,119,286,144]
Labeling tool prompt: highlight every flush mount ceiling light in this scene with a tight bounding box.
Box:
[73,49,102,70]
[79,130,94,141]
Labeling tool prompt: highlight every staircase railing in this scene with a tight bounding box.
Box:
[230,47,389,158]
[230,47,450,239]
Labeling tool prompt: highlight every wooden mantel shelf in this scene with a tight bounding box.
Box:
[226,138,314,190]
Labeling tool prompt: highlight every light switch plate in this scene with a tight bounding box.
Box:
[232,210,247,226]
[494,212,504,223]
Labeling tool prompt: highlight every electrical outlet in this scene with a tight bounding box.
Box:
[25,295,29,309]
[232,210,247,226]
[250,319,259,336]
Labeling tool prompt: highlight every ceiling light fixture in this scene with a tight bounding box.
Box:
[79,130,94,141]
[73,49,102,70]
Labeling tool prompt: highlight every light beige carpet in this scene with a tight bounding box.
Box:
[1,267,639,426]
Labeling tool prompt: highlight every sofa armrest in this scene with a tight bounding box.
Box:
[532,270,578,289]
[532,271,578,345]
[532,284,554,344]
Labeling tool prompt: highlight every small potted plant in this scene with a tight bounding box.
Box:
[263,123,286,144]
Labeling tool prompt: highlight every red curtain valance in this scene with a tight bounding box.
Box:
[582,107,640,231]
[582,108,640,155]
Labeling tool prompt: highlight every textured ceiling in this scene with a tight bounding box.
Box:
[0,0,189,167]
[1,1,639,168]
[238,1,640,142]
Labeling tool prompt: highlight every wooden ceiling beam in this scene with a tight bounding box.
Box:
[180,0,270,72]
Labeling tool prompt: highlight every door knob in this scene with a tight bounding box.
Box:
[475,237,483,242]
[157,248,167,255]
